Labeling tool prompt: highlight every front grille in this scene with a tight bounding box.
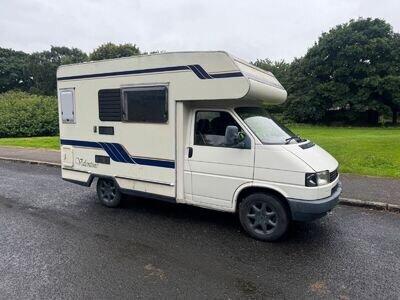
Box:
[330,169,339,182]
[331,183,339,195]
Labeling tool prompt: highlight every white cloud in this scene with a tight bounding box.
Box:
[0,0,399,61]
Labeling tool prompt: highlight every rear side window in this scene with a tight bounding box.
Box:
[122,86,168,123]
[98,89,122,121]
[60,88,75,123]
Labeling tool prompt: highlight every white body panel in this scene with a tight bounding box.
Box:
[284,144,339,172]
[253,144,339,200]
[58,51,338,214]
[186,117,255,208]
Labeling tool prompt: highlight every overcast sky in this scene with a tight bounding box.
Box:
[0,0,399,62]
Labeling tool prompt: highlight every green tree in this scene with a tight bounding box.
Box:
[89,43,140,61]
[27,46,88,95]
[253,58,290,87]
[284,58,331,123]
[286,18,400,124]
[380,75,400,124]
[0,48,32,93]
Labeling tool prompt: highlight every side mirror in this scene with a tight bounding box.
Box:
[225,126,239,146]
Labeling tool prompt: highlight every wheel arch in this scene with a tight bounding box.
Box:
[233,183,291,216]
[96,175,120,187]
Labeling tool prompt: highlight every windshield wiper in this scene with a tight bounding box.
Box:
[285,136,302,144]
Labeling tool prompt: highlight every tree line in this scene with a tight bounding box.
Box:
[0,18,399,125]
[255,18,400,125]
[0,42,140,95]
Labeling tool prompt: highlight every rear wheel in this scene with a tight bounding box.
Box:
[97,178,121,208]
[239,193,289,241]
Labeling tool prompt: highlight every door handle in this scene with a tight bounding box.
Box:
[188,147,193,158]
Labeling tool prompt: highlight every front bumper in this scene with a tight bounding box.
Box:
[287,182,342,221]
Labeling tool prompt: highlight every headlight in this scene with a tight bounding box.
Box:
[317,170,330,185]
[305,170,330,187]
[305,173,317,187]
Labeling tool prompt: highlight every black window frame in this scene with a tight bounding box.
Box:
[121,85,168,124]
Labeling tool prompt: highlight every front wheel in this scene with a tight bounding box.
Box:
[239,193,290,241]
[97,178,121,208]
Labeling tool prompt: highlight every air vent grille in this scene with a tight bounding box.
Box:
[98,89,121,121]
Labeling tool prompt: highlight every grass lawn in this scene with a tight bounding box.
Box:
[0,127,399,178]
[290,126,400,178]
[0,136,60,150]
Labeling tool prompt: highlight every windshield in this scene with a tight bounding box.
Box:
[235,107,302,144]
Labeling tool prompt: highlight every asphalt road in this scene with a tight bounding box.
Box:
[2,146,400,206]
[0,161,399,299]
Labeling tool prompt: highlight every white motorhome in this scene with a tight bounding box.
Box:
[57,51,341,241]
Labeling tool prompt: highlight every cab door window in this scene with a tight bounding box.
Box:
[194,111,250,149]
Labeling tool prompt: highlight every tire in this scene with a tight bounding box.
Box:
[96,178,121,208]
[239,193,290,242]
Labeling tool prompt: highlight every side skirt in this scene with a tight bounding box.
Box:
[63,176,94,187]
[62,172,176,204]
[119,188,176,204]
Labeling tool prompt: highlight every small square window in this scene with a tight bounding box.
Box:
[60,88,75,123]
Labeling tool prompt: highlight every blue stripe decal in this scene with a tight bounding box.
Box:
[57,66,189,81]
[57,64,243,81]
[109,143,127,163]
[210,72,244,79]
[60,139,175,169]
[113,143,135,163]
[101,142,120,162]
[187,65,205,79]
[60,139,102,148]
[132,157,175,169]
[111,143,131,163]
[192,64,213,79]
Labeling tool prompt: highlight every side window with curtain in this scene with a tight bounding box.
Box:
[122,86,168,123]
[194,111,250,148]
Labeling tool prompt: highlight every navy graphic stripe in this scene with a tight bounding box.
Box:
[58,66,189,81]
[112,143,132,163]
[108,143,126,163]
[108,143,130,162]
[192,64,213,79]
[107,143,125,162]
[133,157,175,169]
[57,64,243,81]
[60,139,175,169]
[187,65,205,79]
[60,139,102,148]
[210,72,244,79]
[100,142,119,162]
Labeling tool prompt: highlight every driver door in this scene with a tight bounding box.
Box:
[186,109,254,209]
